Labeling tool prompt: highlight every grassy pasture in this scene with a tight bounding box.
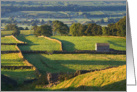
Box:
[16,35,60,51]
[24,54,126,73]
[1,36,19,43]
[1,30,33,36]
[1,53,37,84]
[52,36,126,51]
[40,65,126,91]
[20,30,34,35]
[1,69,36,84]
[1,30,13,36]
[1,53,26,66]
[1,45,18,51]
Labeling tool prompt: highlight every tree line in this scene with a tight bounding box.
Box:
[3,16,126,37]
[33,16,126,37]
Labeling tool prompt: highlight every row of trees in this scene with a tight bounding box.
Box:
[70,23,102,36]
[33,20,69,36]
[34,16,126,37]
[102,16,126,37]
[3,16,126,37]
[4,23,29,30]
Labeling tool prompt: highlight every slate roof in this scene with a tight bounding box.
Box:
[96,43,109,46]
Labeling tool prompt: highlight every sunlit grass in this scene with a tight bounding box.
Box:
[36,65,126,91]
[52,36,126,51]
[1,45,18,51]
[1,53,26,66]
[1,36,19,43]
[24,54,126,73]
[17,35,60,51]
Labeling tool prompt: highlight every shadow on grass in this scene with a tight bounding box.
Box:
[17,34,35,51]
[108,40,125,48]
[51,37,76,52]
[23,53,126,74]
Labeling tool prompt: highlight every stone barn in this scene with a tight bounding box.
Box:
[95,43,109,52]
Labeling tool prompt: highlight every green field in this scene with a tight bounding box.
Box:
[1,45,18,51]
[20,30,34,35]
[1,30,34,36]
[1,30,13,36]
[52,36,126,51]
[1,53,26,66]
[1,30,126,91]
[16,35,60,51]
[1,36,19,43]
[24,54,126,73]
[1,53,37,84]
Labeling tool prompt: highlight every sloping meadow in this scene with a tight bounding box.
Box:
[36,65,126,91]
[1,36,37,85]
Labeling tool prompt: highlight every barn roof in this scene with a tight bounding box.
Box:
[96,43,109,46]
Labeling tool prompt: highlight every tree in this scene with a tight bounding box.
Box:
[85,23,102,36]
[12,27,20,36]
[69,23,82,36]
[52,20,69,36]
[41,19,45,25]
[102,27,109,36]
[25,27,29,30]
[116,16,126,37]
[18,27,24,30]
[106,16,126,37]
[4,23,18,30]
[34,24,52,37]
[107,23,117,36]
[79,25,87,36]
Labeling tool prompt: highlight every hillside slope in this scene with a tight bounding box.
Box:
[36,65,126,91]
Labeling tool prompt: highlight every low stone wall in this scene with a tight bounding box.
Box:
[16,45,41,76]
[46,66,119,84]
[1,43,27,45]
[1,51,20,54]
[38,36,63,51]
[20,50,126,55]
[1,66,34,69]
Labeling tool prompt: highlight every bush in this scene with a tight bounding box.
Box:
[12,28,20,36]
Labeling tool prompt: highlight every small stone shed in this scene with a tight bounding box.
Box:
[95,43,110,52]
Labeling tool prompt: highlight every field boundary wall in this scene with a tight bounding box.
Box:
[38,36,63,51]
